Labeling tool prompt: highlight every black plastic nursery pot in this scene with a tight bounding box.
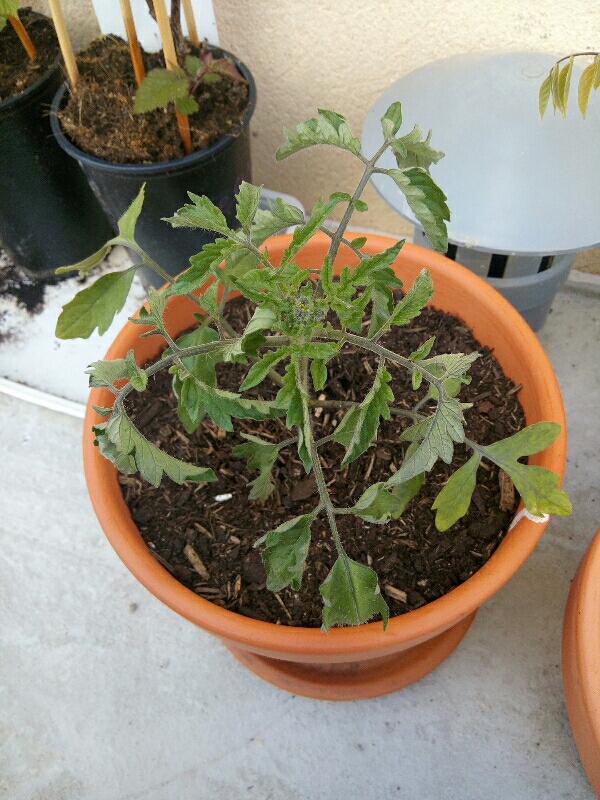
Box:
[0,39,113,279]
[50,54,256,289]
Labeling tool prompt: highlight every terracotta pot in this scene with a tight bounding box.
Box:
[83,233,567,700]
[562,527,600,797]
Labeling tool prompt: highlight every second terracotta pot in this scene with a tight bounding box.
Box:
[83,233,567,700]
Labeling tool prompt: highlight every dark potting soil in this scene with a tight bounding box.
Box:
[0,9,59,102]
[119,296,525,628]
[56,35,250,163]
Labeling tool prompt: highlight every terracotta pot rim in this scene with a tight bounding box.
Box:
[83,233,567,658]
[562,526,600,795]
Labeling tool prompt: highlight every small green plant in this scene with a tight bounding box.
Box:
[133,47,246,117]
[56,105,571,630]
[539,52,600,118]
[0,0,37,62]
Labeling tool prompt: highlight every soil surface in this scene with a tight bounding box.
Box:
[0,9,59,102]
[56,36,250,163]
[119,296,526,628]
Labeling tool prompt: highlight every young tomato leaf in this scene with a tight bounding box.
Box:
[55,267,137,339]
[480,422,572,517]
[164,192,235,237]
[101,413,215,487]
[432,453,481,531]
[333,367,394,466]
[86,358,130,389]
[275,109,361,161]
[350,471,423,524]
[310,359,328,392]
[381,101,403,139]
[239,348,290,391]
[117,185,146,241]
[276,362,312,472]
[232,434,281,501]
[256,514,312,592]
[235,181,262,233]
[384,269,434,330]
[133,68,190,113]
[320,555,389,631]
[387,167,449,253]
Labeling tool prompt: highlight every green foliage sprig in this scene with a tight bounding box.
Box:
[56,104,571,630]
[539,52,600,118]
[133,48,246,117]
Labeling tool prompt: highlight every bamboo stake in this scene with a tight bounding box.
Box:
[181,0,199,47]
[151,0,192,155]
[47,0,78,87]
[117,0,146,87]
[8,14,37,62]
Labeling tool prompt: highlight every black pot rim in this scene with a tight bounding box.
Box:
[0,11,62,113]
[49,47,256,175]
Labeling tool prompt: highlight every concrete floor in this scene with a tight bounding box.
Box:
[1,265,599,800]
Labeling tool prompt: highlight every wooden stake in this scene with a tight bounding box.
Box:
[151,0,192,155]
[117,0,146,87]
[7,14,37,62]
[47,0,79,87]
[181,0,199,47]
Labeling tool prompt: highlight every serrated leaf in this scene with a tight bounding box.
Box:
[55,267,136,339]
[352,240,405,286]
[175,94,199,116]
[388,393,468,485]
[275,361,312,471]
[410,336,435,362]
[384,268,433,331]
[432,453,481,531]
[85,358,130,389]
[125,349,147,391]
[480,422,571,517]
[117,185,145,240]
[320,555,388,630]
[275,109,361,161]
[249,199,305,246]
[239,348,289,390]
[169,239,241,296]
[164,192,235,237]
[244,304,279,335]
[381,101,403,139]
[92,423,137,473]
[392,125,445,172]
[233,434,281,501]
[257,514,312,591]
[387,167,449,252]
[281,194,348,265]
[133,68,190,113]
[333,367,394,465]
[101,412,215,486]
[351,472,423,524]
[236,181,262,233]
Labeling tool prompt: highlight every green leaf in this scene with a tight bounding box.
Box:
[275,109,361,161]
[350,472,423,524]
[92,423,137,473]
[556,56,574,118]
[281,194,348,265]
[55,267,136,339]
[383,268,433,331]
[352,240,405,285]
[233,434,281,501]
[239,348,289,391]
[392,125,445,172]
[480,422,571,517]
[350,236,367,250]
[257,514,312,591]
[117,185,145,240]
[388,393,468,485]
[125,349,147,392]
[275,361,312,471]
[55,242,114,275]
[99,412,216,486]
[333,367,394,465]
[381,101,403,139]
[185,55,202,75]
[235,181,262,233]
[175,95,199,116]
[85,358,130,389]
[432,453,481,531]
[387,167,450,252]
[249,199,305,246]
[168,239,239,296]
[578,60,598,118]
[164,192,235,237]
[244,304,279,335]
[320,555,389,630]
[133,68,190,113]
[310,359,328,392]
[539,72,552,118]
[410,336,436,362]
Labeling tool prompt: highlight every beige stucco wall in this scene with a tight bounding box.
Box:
[29,0,594,237]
